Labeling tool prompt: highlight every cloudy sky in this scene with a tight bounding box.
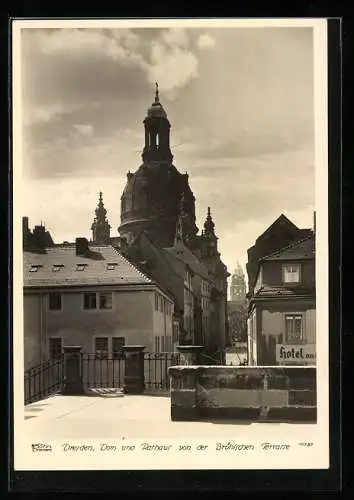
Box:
[19,24,315,282]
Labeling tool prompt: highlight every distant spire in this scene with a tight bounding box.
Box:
[91,191,111,244]
[155,82,159,103]
[203,206,215,238]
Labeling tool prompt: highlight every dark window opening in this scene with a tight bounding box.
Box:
[49,337,63,359]
[84,293,97,309]
[49,292,62,311]
[99,293,112,309]
[112,337,125,359]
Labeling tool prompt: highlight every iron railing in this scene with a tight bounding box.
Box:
[24,355,64,405]
[144,352,181,391]
[81,353,125,390]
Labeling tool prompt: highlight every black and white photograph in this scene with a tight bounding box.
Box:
[12,18,329,471]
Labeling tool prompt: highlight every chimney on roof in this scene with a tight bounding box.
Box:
[33,224,47,250]
[23,216,29,233]
[76,237,89,256]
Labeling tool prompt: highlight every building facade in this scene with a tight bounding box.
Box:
[247,230,316,366]
[23,238,174,369]
[115,85,229,359]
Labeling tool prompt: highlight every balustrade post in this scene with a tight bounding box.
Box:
[122,345,146,395]
[176,345,204,365]
[62,345,84,395]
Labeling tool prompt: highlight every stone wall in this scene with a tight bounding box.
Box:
[169,365,316,423]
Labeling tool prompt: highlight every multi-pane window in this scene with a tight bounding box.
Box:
[95,337,109,359]
[83,292,113,310]
[283,264,301,284]
[99,293,112,309]
[160,296,163,312]
[285,314,303,342]
[155,336,160,352]
[161,336,165,352]
[48,292,62,311]
[49,337,63,359]
[84,292,97,309]
[155,293,159,311]
[112,337,125,359]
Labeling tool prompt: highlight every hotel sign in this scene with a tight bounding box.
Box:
[276,344,316,364]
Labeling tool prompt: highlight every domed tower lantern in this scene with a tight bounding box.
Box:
[118,84,198,248]
[142,82,173,164]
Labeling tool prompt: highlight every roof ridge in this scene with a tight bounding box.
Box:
[260,232,314,261]
[111,246,151,283]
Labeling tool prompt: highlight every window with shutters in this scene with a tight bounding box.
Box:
[49,337,63,359]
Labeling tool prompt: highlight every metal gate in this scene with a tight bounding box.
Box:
[24,355,64,405]
[144,352,180,391]
[81,353,125,391]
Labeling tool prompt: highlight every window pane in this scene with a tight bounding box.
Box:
[99,293,112,309]
[49,338,62,358]
[161,336,165,352]
[112,337,125,359]
[49,292,62,311]
[84,293,96,309]
[95,337,108,359]
[283,264,300,283]
[285,316,294,339]
[294,317,302,339]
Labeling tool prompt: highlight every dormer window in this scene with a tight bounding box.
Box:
[106,263,118,270]
[76,264,88,272]
[29,265,42,272]
[52,264,64,273]
[282,264,301,284]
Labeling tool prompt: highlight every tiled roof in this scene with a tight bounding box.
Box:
[23,244,153,288]
[262,234,315,261]
[163,241,210,281]
[254,285,315,298]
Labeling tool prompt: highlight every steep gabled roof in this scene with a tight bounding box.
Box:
[163,240,210,281]
[23,244,154,288]
[257,214,299,241]
[261,233,315,262]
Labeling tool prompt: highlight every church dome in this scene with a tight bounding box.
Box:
[147,101,167,119]
[146,82,167,119]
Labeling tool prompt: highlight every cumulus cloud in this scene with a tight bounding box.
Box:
[147,41,199,95]
[19,25,316,273]
[197,33,216,50]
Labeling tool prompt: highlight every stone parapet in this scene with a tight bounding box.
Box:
[169,365,316,423]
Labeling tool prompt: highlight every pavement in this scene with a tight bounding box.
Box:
[23,393,316,440]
